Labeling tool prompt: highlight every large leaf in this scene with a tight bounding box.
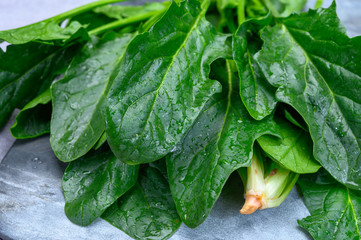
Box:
[10,89,52,139]
[298,170,361,240]
[50,32,132,162]
[62,146,139,226]
[257,116,320,173]
[106,0,231,165]
[233,15,277,120]
[0,42,76,128]
[102,163,181,240]
[166,60,280,227]
[255,4,361,189]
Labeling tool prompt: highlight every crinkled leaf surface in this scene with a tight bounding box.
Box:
[257,117,320,173]
[94,2,169,20]
[298,170,361,240]
[233,15,277,120]
[167,60,280,228]
[10,89,52,139]
[51,32,132,162]
[106,0,231,165]
[102,163,181,240]
[62,146,139,226]
[0,42,75,128]
[255,4,361,189]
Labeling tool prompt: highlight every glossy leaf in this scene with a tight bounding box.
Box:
[233,15,277,120]
[255,4,361,189]
[50,32,132,162]
[93,132,107,150]
[10,89,52,139]
[167,60,280,227]
[106,0,232,165]
[257,117,320,173]
[102,163,181,240]
[94,2,169,20]
[62,146,139,226]
[0,21,85,45]
[0,42,76,128]
[298,170,361,240]
[0,0,123,44]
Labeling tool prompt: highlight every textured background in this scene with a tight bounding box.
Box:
[0,1,360,240]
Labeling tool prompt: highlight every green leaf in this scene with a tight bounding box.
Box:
[298,170,361,240]
[233,15,277,120]
[50,32,132,162]
[62,146,139,226]
[10,89,52,139]
[0,21,85,45]
[106,0,232,165]
[0,0,123,45]
[102,163,181,240]
[263,0,307,17]
[93,132,107,150]
[255,4,361,190]
[94,2,169,20]
[166,60,280,227]
[257,117,321,173]
[0,42,76,128]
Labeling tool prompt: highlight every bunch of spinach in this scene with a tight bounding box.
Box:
[1,0,360,239]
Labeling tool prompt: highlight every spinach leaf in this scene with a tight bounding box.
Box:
[257,117,320,173]
[0,0,123,45]
[166,60,280,227]
[245,0,307,18]
[298,170,361,240]
[62,146,139,226]
[233,15,277,120]
[94,2,169,20]
[263,0,307,17]
[0,21,85,45]
[93,132,107,150]
[106,0,232,165]
[255,3,361,190]
[50,32,132,162]
[102,162,181,240]
[10,89,52,139]
[0,42,76,128]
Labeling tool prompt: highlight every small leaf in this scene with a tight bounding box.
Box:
[102,163,181,240]
[10,89,52,139]
[257,116,320,173]
[298,170,361,240]
[233,15,277,120]
[106,0,232,165]
[50,32,133,162]
[62,146,139,226]
[0,21,85,45]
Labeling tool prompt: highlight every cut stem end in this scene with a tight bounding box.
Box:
[240,194,263,214]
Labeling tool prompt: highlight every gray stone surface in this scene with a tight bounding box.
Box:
[0,0,360,240]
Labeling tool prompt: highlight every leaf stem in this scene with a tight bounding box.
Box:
[88,10,163,36]
[54,0,126,22]
[237,0,246,25]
